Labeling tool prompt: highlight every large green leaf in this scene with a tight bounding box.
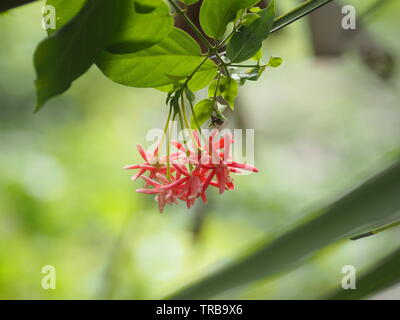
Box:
[227,0,276,63]
[326,248,400,300]
[34,0,123,111]
[169,158,400,299]
[271,0,334,34]
[107,0,173,54]
[96,28,217,90]
[199,0,260,39]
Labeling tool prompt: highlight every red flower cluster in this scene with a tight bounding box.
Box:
[125,130,258,213]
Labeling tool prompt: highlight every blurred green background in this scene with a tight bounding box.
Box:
[0,0,399,299]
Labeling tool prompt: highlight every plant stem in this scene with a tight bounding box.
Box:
[167,0,213,52]
[271,0,334,34]
[351,220,400,240]
[181,95,199,150]
[184,56,210,86]
[211,70,222,114]
[158,105,173,179]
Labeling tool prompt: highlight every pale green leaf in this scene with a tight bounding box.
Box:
[200,0,260,39]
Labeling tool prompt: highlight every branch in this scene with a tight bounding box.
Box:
[271,0,334,34]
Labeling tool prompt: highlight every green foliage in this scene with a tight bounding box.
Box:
[96,28,216,90]
[32,0,335,113]
[227,1,276,63]
[190,98,214,129]
[199,0,260,39]
[208,77,239,110]
[45,0,86,34]
[107,0,174,54]
[169,159,400,299]
[34,0,122,111]
[267,56,283,67]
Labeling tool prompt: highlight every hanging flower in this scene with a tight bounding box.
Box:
[125,129,258,213]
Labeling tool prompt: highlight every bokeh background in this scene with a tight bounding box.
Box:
[0,0,399,299]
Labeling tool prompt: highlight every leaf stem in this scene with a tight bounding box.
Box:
[184,56,210,86]
[166,0,214,52]
[211,70,222,114]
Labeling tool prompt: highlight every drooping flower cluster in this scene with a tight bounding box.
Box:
[125,130,258,213]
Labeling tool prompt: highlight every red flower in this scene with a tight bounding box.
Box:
[125,130,259,213]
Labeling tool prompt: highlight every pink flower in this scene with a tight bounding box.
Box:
[125,130,259,213]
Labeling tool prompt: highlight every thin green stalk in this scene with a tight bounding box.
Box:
[188,98,202,136]
[184,56,210,86]
[351,220,400,240]
[271,0,334,34]
[166,0,213,52]
[158,105,173,179]
[210,69,222,116]
[181,95,201,149]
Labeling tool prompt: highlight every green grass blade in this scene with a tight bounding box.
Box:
[271,0,334,34]
[326,248,400,300]
[169,158,400,299]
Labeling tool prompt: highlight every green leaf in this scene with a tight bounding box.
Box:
[96,28,217,90]
[249,7,261,13]
[271,0,334,34]
[45,0,86,34]
[199,0,260,39]
[168,158,400,299]
[241,13,261,27]
[227,0,276,63]
[190,99,214,129]
[235,66,266,82]
[252,48,263,62]
[34,0,123,111]
[267,56,283,68]
[107,0,173,54]
[327,248,400,300]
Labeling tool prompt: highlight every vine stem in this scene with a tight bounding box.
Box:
[181,95,200,152]
[166,0,214,52]
[158,105,173,179]
[184,56,210,86]
[351,220,400,240]
[211,69,222,114]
